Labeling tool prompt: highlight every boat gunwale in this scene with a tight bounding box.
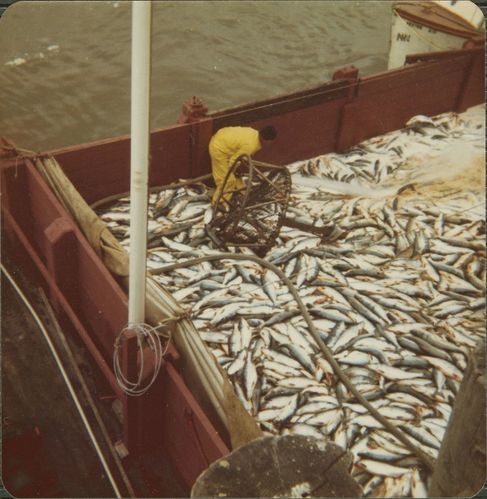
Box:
[394,1,484,39]
[25,46,482,175]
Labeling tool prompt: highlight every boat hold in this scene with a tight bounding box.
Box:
[1,44,484,494]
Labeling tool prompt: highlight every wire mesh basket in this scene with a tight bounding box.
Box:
[207,154,291,256]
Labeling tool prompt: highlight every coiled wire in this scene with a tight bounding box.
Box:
[113,323,171,396]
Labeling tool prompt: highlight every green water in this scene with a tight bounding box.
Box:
[0,1,392,151]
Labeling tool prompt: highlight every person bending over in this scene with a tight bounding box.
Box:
[209,125,277,205]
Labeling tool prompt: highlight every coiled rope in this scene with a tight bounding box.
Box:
[113,322,172,397]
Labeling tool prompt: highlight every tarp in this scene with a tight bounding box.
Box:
[35,155,262,450]
[35,156,129,277]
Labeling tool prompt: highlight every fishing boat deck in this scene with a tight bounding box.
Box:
[94,103,485,497]
[1,44,484,497]
[1,256,186,498]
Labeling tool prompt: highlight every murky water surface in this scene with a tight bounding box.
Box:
[0,1,392,151]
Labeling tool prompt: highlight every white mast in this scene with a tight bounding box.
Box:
[128,0,152,325]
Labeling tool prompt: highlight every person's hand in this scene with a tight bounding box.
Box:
[234,156,250,178]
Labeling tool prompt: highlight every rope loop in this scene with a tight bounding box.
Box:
[113,322,171,396]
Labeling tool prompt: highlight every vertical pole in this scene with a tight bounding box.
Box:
[122,330,140,450]
[129,0,152,326]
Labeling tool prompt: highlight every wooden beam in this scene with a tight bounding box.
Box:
[428,338,486,497]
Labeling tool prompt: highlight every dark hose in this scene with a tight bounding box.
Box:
[152,252,436,472]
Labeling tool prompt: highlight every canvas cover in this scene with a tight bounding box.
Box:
[35,155,262,450]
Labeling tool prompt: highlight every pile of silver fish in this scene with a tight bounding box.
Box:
[97,104,485,497]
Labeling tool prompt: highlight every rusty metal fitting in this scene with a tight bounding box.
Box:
[177,96,209,124]
[332,65,359,81]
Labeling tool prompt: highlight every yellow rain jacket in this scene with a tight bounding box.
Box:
[209,127,261,205]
